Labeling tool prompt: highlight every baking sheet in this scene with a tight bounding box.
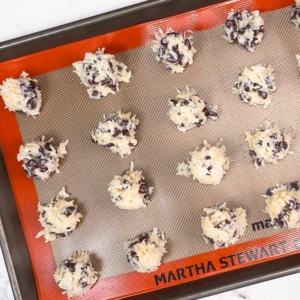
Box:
[14,5,300,282]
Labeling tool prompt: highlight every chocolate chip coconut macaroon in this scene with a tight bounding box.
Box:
[223,9,265,52]
[168,86,218,132]
[263,183,300,229]
[91,110,139,157]
[36,188,82,242]
[201,203,247,249]
[124,227,167,273]
[54,252,98,298]
[17,136,68,180]
[176,140,231,185]
[73,48,131,99]
[233,64,276,108]
[246,122,293,168]
[0,71,42,116]
[108,162,154,210]
[151,28,196,73]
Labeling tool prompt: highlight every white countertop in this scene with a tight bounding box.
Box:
[1,1,300,299]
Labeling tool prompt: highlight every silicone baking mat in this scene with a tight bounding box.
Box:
[1,0,300,299]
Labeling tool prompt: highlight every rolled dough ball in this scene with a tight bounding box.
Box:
[124,227,167,273]
[108,162,154,210]
[72,48,131,99]
[54,252,98,298]
[223,9,265,52]
[176,140,230,185]
[91,110,139,157]
[264,184,300,229]
[0,71,42,116]
[17,136,68,180]
[168,86,218,132]
[36,188,82,242]
[233,64,276,108]
[246,122,293,168]
[201,203,247,249]
[151,28,196,73]
[291,1,300,30]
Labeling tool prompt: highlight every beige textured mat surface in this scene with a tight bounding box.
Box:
[16,6,300,279]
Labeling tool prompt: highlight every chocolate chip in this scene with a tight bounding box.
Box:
[207,166,212,171]
[286,200,296,210]
[144,194,151,201]
[225,19,237,29]
[172,45,179,53]
[204,235,214,244]
[128,142,134,147]
[38,159,48,172]
[256,159,261,166]
[178,55,184,65]
[270,134,277,139]
[202,106,208,114]
[225,219,231,225]
[249,150,256,158]
[29,80,37,90]
[139,184,149,194]
[105,143,114,148]
[117,65,123,72]
[44,143,53,151]
[238,27,246,35]
[184,39,192,50]
[208,111,218,119]
[122,129,129,136]
[161,37,168,47]
[278,211,287,219]
[92,90,99,97]
[64,261,76,272]
[205,156,211,160]
[274,218,284,228]
[258,90,268,99]
[233,231,237,237]
[113,129,121,137]
[120,119,129,127]
[195,119,203,127]
[257,140,262,146]
[217,242,225,247]
[158,47,165,57]
[41,210,46,218]
[234,11,242,21]
[290,181,299,191]
[230,32,237,41]
[26,160,37,172]
[259,25,265,33]
[101,77,113,86]
[26,99,37,110]
[169,99,177,106]
[183,99,190,106]
[138,233,149,243]
[166,55,178,64]
[56,233,67,238]
[65,206,76,217]
[81,282,88,288]
[244,83,250,92]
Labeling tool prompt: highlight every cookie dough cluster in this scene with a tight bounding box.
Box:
[233,64,276,108]
[36,188,82,242]
[92,110,139,157]
[264,184,300,229]
[54,252,98,298]
[72,48,131,99]
[151,28,196,73]
[177,140,230,185]
[0,71,42,116]
[201,203,247,249]
[246,122,293,168]
[17,136,68,180]
[223,9,265,52]
[124,227,167,273]
[108,162,154,210]
[168,86,218,132]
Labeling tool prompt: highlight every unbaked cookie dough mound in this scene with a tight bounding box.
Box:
[223,9,265,52]
[291,1,300,30]
[201,203,247,249]
[168,86,218,132]
[72,48,131,99]
[54,252,98,298]
[108,162,154,210]
[0,71,42,116]
[246,122,293,168]
[264,185,300,229]
[151,28,196,73]
[36,188,82,242]
[176,140,230,185]
[91,110,139,157]
[17,136,68,180]
[124,227,167,273]
[233,64,276,108]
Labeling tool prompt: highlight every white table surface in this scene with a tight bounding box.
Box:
[1,1,299,299]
